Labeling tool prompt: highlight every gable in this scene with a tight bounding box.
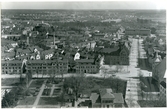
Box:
[120,49,128,56]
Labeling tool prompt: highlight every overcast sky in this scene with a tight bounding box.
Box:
[1,1,166,10]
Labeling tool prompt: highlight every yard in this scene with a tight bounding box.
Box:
[29,79,44,88]
[42,89,51,96]
[138,100,166,107]
[38,97,62,105]
[18,96,36,105]
[64,76,127,99]
[52,88,62,96]
[1,78,21,86]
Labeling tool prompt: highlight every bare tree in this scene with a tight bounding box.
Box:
[116,65,123,73]
[100,66,108,79]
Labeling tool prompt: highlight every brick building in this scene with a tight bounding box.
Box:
[1,60,22,74]
[26,59,68,74]
[95,41,130,65]
[75,59,99,74]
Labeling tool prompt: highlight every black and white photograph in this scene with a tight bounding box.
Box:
[1,0,166,108]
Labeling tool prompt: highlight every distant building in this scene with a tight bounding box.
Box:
[90,88,124,108]
[125,29,151,36]
[101,19,122,23]
[137,18,151,23]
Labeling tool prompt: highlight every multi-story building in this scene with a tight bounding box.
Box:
[125,29,151,36]
[95,41,130,65]
[26,59,68,74]
[90,88,124,108]
[75,59,99,74]
[1,59,68,75]
[1,60,22,74]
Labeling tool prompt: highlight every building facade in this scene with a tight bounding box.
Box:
[159,81,166,106]
[75,59,99,74]
[26,59,68,74]
[1,60,22,74]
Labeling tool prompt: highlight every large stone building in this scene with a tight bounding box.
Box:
[95,41,130,65]
[75,59,99,74]
[26,59,69,74]
[1,60,22,74]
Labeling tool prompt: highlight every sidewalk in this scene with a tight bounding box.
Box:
[32,80,46,108]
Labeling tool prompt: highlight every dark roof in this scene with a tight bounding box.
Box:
[90,93,101,104]
[99,47,119,54]
[99,88,115,99]
[160,81,166,88]
[42,49,55,54]
[113,93,124,104]
[140,77,159,92]
[1,60,22,64]
[75,59,94,63]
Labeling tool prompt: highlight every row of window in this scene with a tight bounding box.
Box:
[77,66,97,68]
[2,64,21,66]
[26,66,68,69]
[29,69,68,72]
[77,70,97,72]
[102,100,113,103]
[2,70,21,73]
[2,67,21,69]
[27,63,67,66]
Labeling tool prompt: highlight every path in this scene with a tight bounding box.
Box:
[50,84,55,96]
[32,80,46,108]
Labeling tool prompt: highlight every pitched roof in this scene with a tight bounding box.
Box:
[42,49,55,54]
[1,60,22,64]
[90,93,100,104]
[99,88,115,99]
[160,81,166,88]
[155,57,166,82]
[113,93,124,104]
[99,47,119,54]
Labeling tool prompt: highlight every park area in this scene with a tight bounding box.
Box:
[17,96,36,106]
[38,97,62,105]
[138,100,166,107]
[29,79,45,88]
[64,76,127,98]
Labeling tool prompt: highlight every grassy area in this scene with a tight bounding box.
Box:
[42,89,51,96]
[64,76,127,98]
[18,96,36,105]
[52,88,61,96]
[38,97,61,105]
[29,79,44,88]
[1,78,20,86]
